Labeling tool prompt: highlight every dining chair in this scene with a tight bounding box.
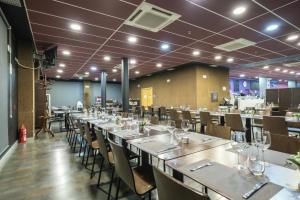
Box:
[141,106,147,118]
[225,113,246,133]
[199,111,215,133]
[263,116,288,135]
[109,139,156,200]
[182,110,200,132]
[150,116,159,125]
[148,106,154,116]
[205,123,231,140]
[152,167,210,200]
[169,109,179,121]
[121,112,129,118]
[159,106,167,120]
[270,133,300,154]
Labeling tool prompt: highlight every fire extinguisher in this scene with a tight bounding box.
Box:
[19,124,27,144]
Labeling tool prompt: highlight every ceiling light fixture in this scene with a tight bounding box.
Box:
[135,70,140,74]
[156,63,162,68]
[265,24,279,32]
[227,58,234,63]
[113,78,117,82]
[296,72,300,75]
[79,77,83,80]
[130,59,137,64]
[286,34,299,41]
[128,36,137,43]
[275,68,281,72]
[62,50,71,56]
[56,75,61,78]
[90,66,97,71]
[59,63,66,67]
[214,55,222,60]
[289,71,295,74]
[240,74,245,77]
[103,56,111,61]
[279,79,282,82]
[233,6,246,15]
[192,50,200,56]
[255,76,259,79]
[112,68,117,73]
[161,43,170,50]
[95,77,99,81]
[282,69,288,73]
[57,69,63,73]
[263,65,269,69]
[70,23,82,31]
[85,72,90,75]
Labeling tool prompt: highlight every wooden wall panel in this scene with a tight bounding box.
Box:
[279,88,292,112]
[292,88,300,107]
[266,89,279,104]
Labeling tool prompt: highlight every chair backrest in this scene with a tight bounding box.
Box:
[109,139,136,192]
[83,123,93,145]
[121,112,128,118]
[270,133,300,154]
[160,106,166,115]
[206,123,231,140]
[175,119,182,129]
[150,116,159,125]
[263,116,288,135]
[169,109,179,120]
[225,113,244,132]
[152,167,210,200]
[199,111,211,126]
[182,111,192,121]
[95,129,111,165]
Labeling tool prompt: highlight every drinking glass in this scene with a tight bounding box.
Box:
[255,130,271,166]
[181,119,190,133]
[167,120,176,133]
[248,145,265,176]
[231,132,248,170]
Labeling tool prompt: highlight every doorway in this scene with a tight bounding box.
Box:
[141,87,153,107]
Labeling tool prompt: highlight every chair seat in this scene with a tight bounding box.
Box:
[108,151,114,165]
[133,167,155,195]
[92,140,100,149]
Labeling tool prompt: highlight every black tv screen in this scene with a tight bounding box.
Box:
[43,46,57,68]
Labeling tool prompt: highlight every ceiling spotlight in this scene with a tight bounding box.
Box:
[79,77,83,80]
[263,65,269,69]
[85,71,90,75]
[59,63,66,67]
[297,42,300,46]
[112,68,118,73]
[233,6,246,15]
[289,71,295,74]
[95,77,99,81]
[239,74,245,77]
[130,59,137,64]
[128,36,137,43]
[192,50,200,56]
[90,66,97,71]
[56,75,61,78]
[279,79,282,82]
[274,68,281,72]
[161,43,170,50]
[227,58,234,63]
[62,50,71,55]
[286,34,299,41]
[113,78,117,82]
[70,23,82,31]
[135,71,140,74]
[265,24,279,32]
[57,69,63,73]
[103,56,111,61]
[156,63,162,68]
[255,76,259,79]
[282,69,288,73]
[296,72,300,75]
[214,55,222,60]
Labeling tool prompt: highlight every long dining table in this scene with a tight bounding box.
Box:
[71,113,300,200]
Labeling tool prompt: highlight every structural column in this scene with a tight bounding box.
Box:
[100,71,107,108]
[259,77,271,98]
[121,58,129,112]
[83,81,91,108]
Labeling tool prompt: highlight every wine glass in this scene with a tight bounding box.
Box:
[181,119,190,133]
[255,130,271,166]
[167,120,176,134]
[231,132,247,170]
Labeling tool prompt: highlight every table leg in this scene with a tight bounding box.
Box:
[172,169,183,182]
[245,117,252,143]
[220,116,225,126]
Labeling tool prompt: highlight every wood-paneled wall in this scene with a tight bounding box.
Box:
[129,64,229,109]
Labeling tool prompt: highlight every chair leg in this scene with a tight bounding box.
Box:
[107,168,115,200]
[115,178,121,200]
[78,138,83,157]
[81,144,87,165]
[90,149,97,179]
[97,158,104,187]
[85,146,91,167]
[73,134,78,151]
[148,191,151,200]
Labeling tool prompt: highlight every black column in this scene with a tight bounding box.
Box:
[121,58,129,112]
[100,71,107,108]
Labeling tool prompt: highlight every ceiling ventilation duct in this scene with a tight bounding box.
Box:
[214,38,256,52]
[124,2,181,32]
[0,0,22,7]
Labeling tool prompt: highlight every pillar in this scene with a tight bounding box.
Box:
[121,58,129,112]
[17,41,35,137]
[288,80,296,88]
[100,71,107,108]
[83,81,91,108]
[259,77,271,98]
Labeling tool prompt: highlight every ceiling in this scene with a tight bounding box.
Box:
[23,0,300,82]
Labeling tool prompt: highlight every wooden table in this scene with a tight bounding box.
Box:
[166,143,300,200]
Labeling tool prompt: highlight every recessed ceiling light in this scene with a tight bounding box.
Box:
[59,63,66,67]
[95,77,99,81]
[275,68,281,71]
[130,59,137,64]
[62,50,71,56]
[192,50,200,56]
[56,75,61,78]
[240,74,245,77]
[282,69,288,73]
[227,58,234,63]
[296,72,300,75]
[85,71,90,75]
[279,79,282,82]
[286,34,299,41]
[255,76,259,79]
[210,64,218,67]
[112,78,117,82]
[265,24,279,32]
[70,23,82,31]
[297,42,300,46]
[135,70,140,74]
[128,36,137,43]
[167,68,174,71]
[214,55,222,60]
[284,80,288,82]
[156,63,162,68]
[263,65,269,69]
[112,68,117,73]
[79,77,83,80]
[146,74,152,77]
[103,56,111,61]
[289,71,295,74]
[233,6,246,15]
[161,43,170,50]
[90,66,97,71]
[57,69,63,73]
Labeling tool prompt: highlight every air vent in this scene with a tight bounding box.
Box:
[124,2,181,32]
[0,0,21,7]
[283,61,300,67]
[214,38,256,52]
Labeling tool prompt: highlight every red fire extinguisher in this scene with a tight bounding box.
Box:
[19,124,27,144]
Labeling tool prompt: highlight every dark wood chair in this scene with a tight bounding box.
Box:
[263,116,288,136]
[270,133,300,154]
